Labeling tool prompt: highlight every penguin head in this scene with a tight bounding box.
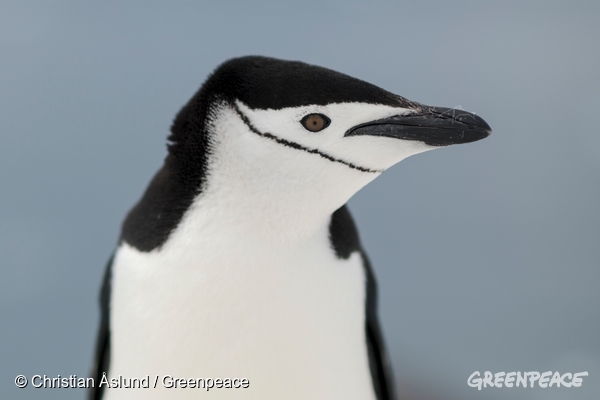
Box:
[167,56,491,224]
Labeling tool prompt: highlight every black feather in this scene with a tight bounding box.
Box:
[329,206,396,400]
[89,255,113,400]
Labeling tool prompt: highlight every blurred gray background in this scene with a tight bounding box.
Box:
[1,1,598,399]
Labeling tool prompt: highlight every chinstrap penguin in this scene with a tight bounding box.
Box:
[90,56,491,400]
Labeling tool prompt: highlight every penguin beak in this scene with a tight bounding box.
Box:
[345,106,491,146]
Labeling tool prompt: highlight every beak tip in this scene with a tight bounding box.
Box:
[430,106,492,144]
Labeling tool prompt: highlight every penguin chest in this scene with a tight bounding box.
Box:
[106,238,377,400]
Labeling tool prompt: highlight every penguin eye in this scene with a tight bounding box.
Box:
[300,114,331,132]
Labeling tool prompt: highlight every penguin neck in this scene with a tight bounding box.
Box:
[167,171,341,253]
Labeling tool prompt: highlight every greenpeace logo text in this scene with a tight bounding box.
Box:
[468,371,588,390]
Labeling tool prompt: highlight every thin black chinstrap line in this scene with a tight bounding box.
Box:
[233,105,382,174]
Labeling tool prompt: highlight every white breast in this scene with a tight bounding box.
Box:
[106,216,376,400]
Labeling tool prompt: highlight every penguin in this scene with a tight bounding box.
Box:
[90,56,491,400]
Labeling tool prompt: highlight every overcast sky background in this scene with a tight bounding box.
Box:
[1,2,599,399]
